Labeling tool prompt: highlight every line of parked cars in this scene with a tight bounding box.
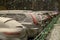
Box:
[0,10,59,40]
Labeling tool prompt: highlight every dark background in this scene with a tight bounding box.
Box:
[0,0,59,11]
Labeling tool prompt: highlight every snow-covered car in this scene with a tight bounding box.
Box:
[48,11,58,17]
[0,17,27,40]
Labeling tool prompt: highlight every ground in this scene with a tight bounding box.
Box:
[46,17,60,40]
